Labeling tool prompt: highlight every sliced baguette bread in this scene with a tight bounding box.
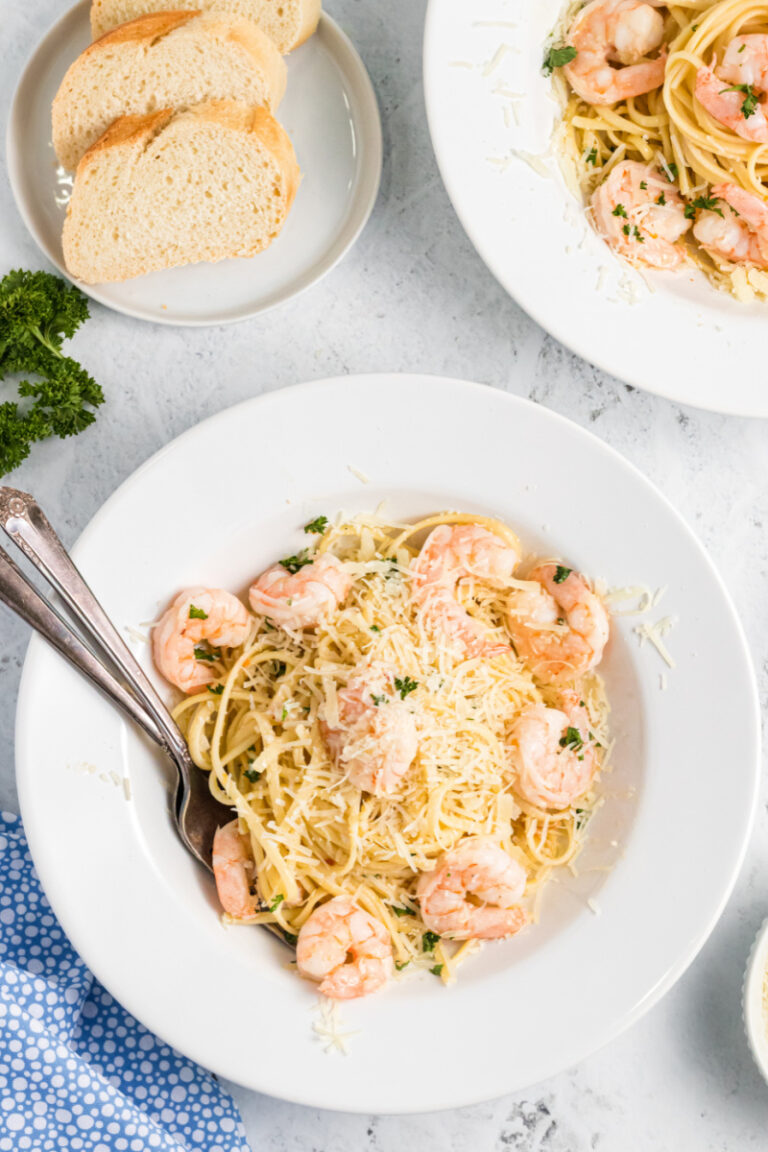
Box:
[53,11,287,171]
[62,100,300,283]
[91,0,321,53]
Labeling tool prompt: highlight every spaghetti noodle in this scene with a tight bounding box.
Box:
[166,512,611,987]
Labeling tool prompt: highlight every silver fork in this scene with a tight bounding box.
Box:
[0,486,227,871]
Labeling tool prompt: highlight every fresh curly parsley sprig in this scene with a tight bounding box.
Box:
[0,269,104,475]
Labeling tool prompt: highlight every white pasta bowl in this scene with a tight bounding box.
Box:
[744,918,768,1085]
[15,375,760,1113]
[424,0,768,417]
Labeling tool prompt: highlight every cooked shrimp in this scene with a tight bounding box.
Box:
[152,586,250,693]
[720,34,768,91]
[694,64,768,144]
[591,161,691,269]
[416,838,528,940]
[510,691,598,810]
[212,819,257,919]
[296,896,393,999]
[249,554,352,629]
[321,665,418,796]
[563,0,667,106]
[412,525,520,659]
[693,181,768,267]
[506,563,610,683]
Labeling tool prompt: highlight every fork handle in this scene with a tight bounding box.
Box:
[0,544,164,745]
[0,487,189,762]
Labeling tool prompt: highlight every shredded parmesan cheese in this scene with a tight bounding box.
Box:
[482,43,518,78]
[312,1000,358,1055]
[634,616,678,669]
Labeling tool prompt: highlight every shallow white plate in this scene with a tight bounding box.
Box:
[16,375,759,1113]
[424,2,768,417]
[7,2,381,326]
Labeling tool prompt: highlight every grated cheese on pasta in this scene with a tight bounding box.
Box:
[172,513,612,980]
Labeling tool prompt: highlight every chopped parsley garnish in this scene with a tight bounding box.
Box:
[279,550,312,574]
[622,224,630,236]
[668,162,679,181]
[719,83,760,118]
[188,604,208,620]
[269,894,284,912]
[640,180,647,190]
[553,565,572,584]
[559,725,584,752]
[394,676,419,699]
[0,269,105,476]
[193,645,217,662]
[370,693,388,706]
[281,704,289,722]
[612,203,628,218]
[656,191,666,205]
[283,931,298,946]
[391,905,413,917]
[208,684,224,695]
[739,42,746,53]
[586,146,598,166]
[633,225,644,243]
[430,964,444,977]
[543,44,577,74]
[304,515,328,535]
[422,931,441,952]
[395,960,409,971]
[370,624,381,633]
[684,195,723,220]
[244,767,261,783]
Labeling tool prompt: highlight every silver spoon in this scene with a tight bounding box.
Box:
[0,486,226,870]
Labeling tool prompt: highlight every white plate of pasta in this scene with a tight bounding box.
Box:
[424,0,768,417]
[15,375,759,1112]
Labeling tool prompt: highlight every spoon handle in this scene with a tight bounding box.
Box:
[0,542,163,745]
[0,486,188,761]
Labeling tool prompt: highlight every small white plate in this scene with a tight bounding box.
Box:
[6,2,382,326]
[15,375,760,1113]
[424,1,768,417]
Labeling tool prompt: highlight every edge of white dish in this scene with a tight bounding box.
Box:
[744,917,768,1085]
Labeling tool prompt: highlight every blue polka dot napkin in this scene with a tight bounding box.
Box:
[0,812,250,1152]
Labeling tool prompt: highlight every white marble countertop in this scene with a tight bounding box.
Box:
[3,0,768,1146]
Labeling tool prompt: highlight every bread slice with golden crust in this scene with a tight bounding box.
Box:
[90,0,321,53]
[62,100,300,283]
[53,11,287,171]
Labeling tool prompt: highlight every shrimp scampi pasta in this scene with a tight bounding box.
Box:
[153,512,613,1000]
[550,0,768,300]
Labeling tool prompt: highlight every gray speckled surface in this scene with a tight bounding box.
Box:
[2,0,768,1145]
